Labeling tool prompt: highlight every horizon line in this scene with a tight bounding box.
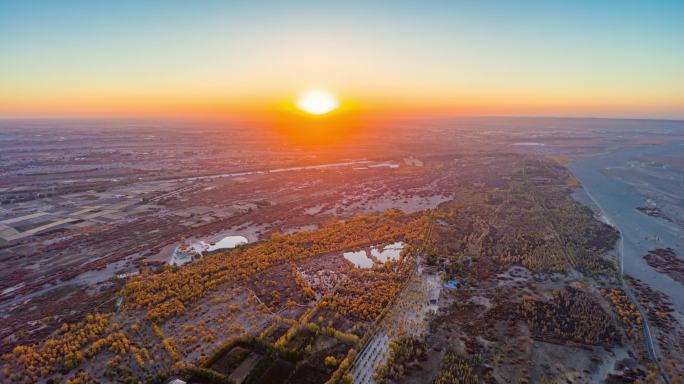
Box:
[1,114,683,123]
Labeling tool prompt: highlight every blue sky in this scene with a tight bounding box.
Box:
[1,0,683,118]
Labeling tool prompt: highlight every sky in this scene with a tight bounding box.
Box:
[1,0,683,119]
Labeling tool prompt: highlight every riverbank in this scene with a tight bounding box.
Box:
[568,142,684,313]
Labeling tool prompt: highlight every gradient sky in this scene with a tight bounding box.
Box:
[1,0,683,119]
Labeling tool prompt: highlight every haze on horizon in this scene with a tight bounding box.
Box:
[1,0,683,120]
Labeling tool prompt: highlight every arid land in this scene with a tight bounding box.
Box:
[1,118,683,383]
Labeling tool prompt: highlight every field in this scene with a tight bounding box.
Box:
[1,119,684,383]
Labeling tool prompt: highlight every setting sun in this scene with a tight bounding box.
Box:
[2,2,684,383]
[295,90,339,115]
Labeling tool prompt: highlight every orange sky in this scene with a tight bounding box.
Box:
[1,2,683,119]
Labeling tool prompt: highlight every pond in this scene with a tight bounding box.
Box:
[344,242,406,268]
[207,235,248,252]
[170,235,249,266]
[343,250,374,269]
[370,241,404,262]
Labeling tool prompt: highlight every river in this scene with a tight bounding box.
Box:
[568,141,684,312]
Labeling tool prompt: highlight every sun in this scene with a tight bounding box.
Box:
[295,90,339,115]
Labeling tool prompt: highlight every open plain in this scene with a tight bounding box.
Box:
[1,118,684,384]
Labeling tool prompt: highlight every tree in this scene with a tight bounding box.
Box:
[324,355,338,369]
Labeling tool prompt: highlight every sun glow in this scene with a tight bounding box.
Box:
[295,90,339,115]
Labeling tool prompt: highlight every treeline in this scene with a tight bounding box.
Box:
[520,287,621,346]
[374,335,427,383]
[3,313,111,382]
[433,352,482,384]
[121,210,428,323]
[431,168,619,277]
[599,287,644,343]
[321,259,412,321]
[1,313,167,383]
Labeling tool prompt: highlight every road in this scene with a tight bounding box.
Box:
[528,163,668,383]
[348,217,434,384]
[617,232,670,383]
[582,187,669,384]
[349,332,390,384]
